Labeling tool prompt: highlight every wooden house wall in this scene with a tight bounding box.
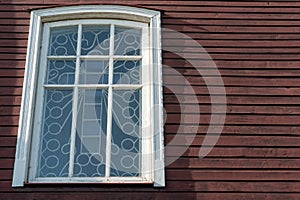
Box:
[1,0,300,199]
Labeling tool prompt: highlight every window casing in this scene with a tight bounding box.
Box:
[13,5,164,187]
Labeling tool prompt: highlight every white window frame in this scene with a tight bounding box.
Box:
[12,5,164,187]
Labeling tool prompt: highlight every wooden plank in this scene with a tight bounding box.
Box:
[164,104,300,115]
[0,87,23,95]
[163,52,300,61]
[0,158,14,169]
[164,95,300,105]
[165,135,300,147]
[0,60,25,69]
[1,192,300,200]
[0,169,13,180]
[166,181,300,192]
[164,76,300,87]
[0,25,29,33]
[163,18,300,26]
[2,192,300,200]
[163,32,300,40]
[167,147,300,158]
[0,137,17,147]
[3,1,300,7]
[0,127,19,136]
[165,12,300,20]
[0,39,28,47]
[0,19,30,26]
[0,69,25,77]
[0,192,197,199]
[0,12,30,19]
[0,96,21,106]
[0,116,20,125]
[0,106,21,115]
[165,125,300,136]
[164,32,300,40]
[163,68,300,77]
[0,78,24,86]
[0,0,47,4]
[167,170,300,180]
[168,158,300,169]
[164,86,300,96]
[0,32,28,39]
[0,147,15,158]
[167,47,300,54]
[0,54,26,60]
[150,6,300,13]
[5,20,300,34]
[0,47,27,54]
[165,113,300,125]
[164,60,300,69]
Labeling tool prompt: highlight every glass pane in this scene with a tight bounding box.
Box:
[113,60,141,84]
[74,89,108,177]
[81,26,110,55]
[49,26,78,56]
[114,26,141,56]
[79,60,109,84]
[110,90,141,177]
[46,60,76,84]
[38,89,73,177]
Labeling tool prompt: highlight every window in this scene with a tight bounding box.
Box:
[13,5,164,187]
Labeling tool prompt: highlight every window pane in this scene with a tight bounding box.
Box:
[113,60,141,84]
[114,26,141,56]
[81,26,110,55]
[38,89,73,177]
[79,60,109,84]
[110,90,141,177]
[49,26,78,56]
[46,60,76,84]
[74,89,108,177]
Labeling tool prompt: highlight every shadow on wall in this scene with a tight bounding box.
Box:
[162,12,220,195]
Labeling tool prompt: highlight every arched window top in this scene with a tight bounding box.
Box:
[32,5,160,23]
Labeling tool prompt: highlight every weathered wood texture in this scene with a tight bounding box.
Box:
[1,0,300,199]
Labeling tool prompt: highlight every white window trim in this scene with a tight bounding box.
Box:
[12,5,164,187]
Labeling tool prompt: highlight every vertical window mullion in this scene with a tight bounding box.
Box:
[105,24,115,178]
[68,24,82,177]
[141,25,151,180]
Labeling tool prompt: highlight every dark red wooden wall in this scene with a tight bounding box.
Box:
[1,0,300,199]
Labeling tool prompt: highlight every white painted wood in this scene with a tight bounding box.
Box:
[33,5,159,22]
[12,12,43,187]
[151,13,165,187]
[46,19,146,28]
[44,84,142,89]
[68,24,82,177]
[47,56,77,60]
[141,25,152,181]
[104,24,115,178]
[28,22,51,182]
[13,5,164,187]
[32,176,150,183]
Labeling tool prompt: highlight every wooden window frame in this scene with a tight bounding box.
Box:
[12,5,164,187]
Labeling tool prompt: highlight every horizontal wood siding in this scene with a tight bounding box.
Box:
[1,0,300,199]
